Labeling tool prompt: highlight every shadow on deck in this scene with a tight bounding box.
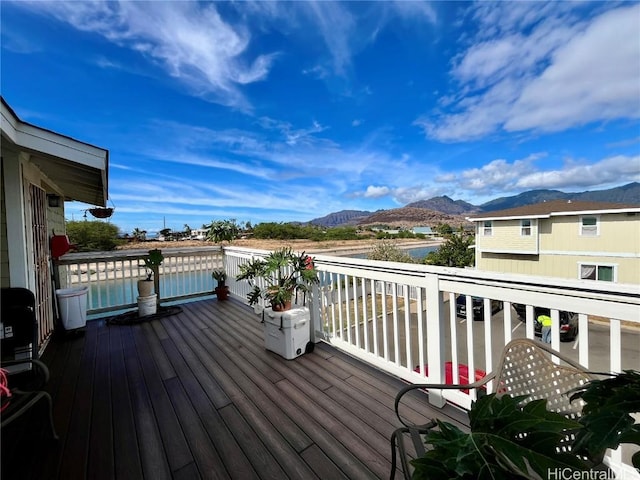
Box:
[2,298,466,479]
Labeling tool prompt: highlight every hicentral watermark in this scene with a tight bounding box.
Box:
[547,468,619,480]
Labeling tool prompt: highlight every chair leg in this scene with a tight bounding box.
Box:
[390,429,399,480]
[43,391,59,440]
[1,391,58,440]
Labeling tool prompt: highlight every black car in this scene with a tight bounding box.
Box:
[456,295,504,321]
[512,304,579,342]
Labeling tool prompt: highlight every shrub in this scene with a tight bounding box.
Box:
[66,220,123,251]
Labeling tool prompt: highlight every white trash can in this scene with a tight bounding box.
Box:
[56,286,89,330]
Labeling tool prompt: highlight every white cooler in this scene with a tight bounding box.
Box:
[263,307,310,360]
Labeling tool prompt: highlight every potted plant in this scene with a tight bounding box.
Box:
[212,269,229,301]
[236,247,319,311]
[138,249,164,305]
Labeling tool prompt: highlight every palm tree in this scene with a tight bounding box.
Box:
[132,227,147,242]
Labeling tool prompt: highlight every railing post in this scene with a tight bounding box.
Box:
[425,272,446,408]
[309,282,323,343]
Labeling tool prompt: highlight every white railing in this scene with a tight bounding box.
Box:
[225,246,640,477]
[56,247,223,314]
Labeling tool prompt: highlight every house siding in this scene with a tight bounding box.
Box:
[539,214,639,254]
[476,213,640,284]
[479,219,538,253]
[1,160,8,288]
[479,253,639,284]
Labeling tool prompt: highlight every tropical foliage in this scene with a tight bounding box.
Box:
[205,219,240,243]
[236,247,319,310]
[424,228,474,267]
[412,370,640,479]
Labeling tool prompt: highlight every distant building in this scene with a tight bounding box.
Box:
[190,228,208,241]
[467,200,640,284]
[411,226,435,236]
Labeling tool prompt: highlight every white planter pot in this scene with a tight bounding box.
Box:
[137,279,154,297]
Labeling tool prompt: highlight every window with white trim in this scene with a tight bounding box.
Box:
[580,264,614,282]
[483,220,492,236]
[521,219,531,236]
[580,216,599,236]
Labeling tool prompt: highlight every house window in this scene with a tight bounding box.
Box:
[580,264,615,282]
[521,219,531,236]
[483,221,492,236]
[580,216,599,236]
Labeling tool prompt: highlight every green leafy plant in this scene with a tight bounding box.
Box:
[424,228,474,267]
[211,270,227,287]
[411,371,640,479]
[412,394,586,479]
[569,370,640,468]
[236,247,319,311]
[205,219,240,243]
[141,249,164,303]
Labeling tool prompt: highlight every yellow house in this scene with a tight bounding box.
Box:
[467,200,640,285]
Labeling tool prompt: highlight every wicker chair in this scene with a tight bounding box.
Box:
[390,338,594,480]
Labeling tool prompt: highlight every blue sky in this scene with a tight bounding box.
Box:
[2,1,639,235]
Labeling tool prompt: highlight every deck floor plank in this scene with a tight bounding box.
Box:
[170,312,316,455]
[109,324,144,480]
[122,324,173,480]
[2,297,458,480]
[131,324,194,473]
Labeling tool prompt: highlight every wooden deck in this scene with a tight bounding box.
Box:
[2,298,465,480]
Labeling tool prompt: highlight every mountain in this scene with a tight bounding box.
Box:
[571,182,640,204]
[480,189,570,212]
[309,209,374,227]
[356,207,467,228]
[480,182,640,212]
[308,182,640,227]
[406,195,480,215]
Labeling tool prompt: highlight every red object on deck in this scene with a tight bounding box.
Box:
[414,362,486,394]
[50,235,76,259]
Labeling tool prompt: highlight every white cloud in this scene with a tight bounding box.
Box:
[429,153,639,198]
[514,155,640,190]
[419,3,640,142]
[392,186,441,205]
[506,6,640,132]
[362,185,391,198]
[24,1,276,109]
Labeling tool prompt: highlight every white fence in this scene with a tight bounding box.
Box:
[56,247,223,314]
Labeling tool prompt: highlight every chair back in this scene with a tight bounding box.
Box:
[494,339,594,420]
[1,288,39,371]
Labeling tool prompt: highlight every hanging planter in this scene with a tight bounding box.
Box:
[88,207,114,219]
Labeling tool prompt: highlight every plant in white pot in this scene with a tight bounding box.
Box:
[236,247,319,311]
[138,249,164,304]
[236,247,320,359]
[212,270,229,301]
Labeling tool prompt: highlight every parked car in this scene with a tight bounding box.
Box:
[456,295,504,321]
[414,362,487,395]
[512,304,579,342]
